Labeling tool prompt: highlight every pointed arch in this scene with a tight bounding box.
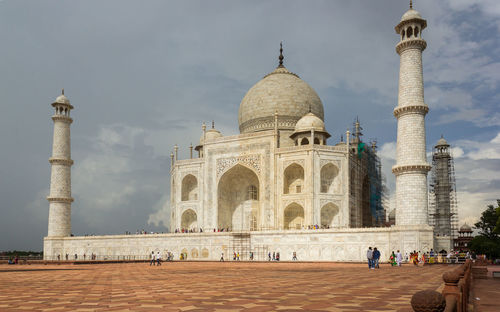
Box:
[284,203,304,230]
[362,175,372,227]
[181,209,197,229]
[218,164,260,231]
[321,203,339,228]
[284,163,304,194]
[320,163,339,193]
[181,174,198,201]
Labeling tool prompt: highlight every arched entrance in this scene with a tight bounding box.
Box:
[217,164,259,231]
[284,163,304,194]
[362,175,372,227]
[284,203,304,230]
[181,174,198,201]
[320,163,339,193]
[320,203,339,228]
[181,209,197,230]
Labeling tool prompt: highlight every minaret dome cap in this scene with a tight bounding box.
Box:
[436,136,449,147]
[52,89,73,108]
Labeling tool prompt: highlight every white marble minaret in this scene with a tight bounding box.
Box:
[393,2,431,226]
[47,90,74,237]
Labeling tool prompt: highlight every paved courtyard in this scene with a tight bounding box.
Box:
[0,262,450,311]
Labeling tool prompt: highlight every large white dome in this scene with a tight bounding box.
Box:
[238,65,324,134]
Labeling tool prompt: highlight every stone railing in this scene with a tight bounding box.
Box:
[411,259,472,312]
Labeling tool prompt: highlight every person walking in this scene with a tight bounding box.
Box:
[268,252,271,261]
[150,251,155,266]
[366,247,373,269]
[156,251,162,266]
[396,250,402,266]
[292,251,297,261]
[272,252,276,261]
[220,252,224,261]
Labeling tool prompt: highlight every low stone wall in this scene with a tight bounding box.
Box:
[44,225,433,262]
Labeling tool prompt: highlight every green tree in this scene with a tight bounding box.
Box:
[474,200,500,240]
[469,200,500,259]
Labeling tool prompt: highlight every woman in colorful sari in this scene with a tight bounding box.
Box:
[390,251,397,266]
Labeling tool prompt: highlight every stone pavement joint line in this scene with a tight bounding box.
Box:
[0,262,449,311]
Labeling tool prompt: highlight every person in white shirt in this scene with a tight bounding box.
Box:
[396,250,403,266]
[156,251,162,266]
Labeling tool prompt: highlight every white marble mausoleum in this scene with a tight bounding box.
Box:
[44,4,435,262]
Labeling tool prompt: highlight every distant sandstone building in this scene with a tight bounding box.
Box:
[44,3,434,261]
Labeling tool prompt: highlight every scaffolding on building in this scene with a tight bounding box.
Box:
[429,136,459,239]
[350,118,386,227]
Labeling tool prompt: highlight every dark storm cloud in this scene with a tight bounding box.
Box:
[0,0,499,250]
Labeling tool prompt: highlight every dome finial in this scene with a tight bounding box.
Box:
[410,0,413,9]
[62,88,64,95]
[278,41,284,68]
[212,120,215,129]
[309,104,311,113]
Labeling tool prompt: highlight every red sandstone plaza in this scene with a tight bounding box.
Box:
[0,262,462,312]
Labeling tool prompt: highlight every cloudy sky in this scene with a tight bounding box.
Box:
[1,0,499,251]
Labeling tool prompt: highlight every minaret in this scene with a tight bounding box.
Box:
[393,2,431,226]
[47,89,74,237]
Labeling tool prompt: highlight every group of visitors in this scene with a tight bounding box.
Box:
[174,228,203,233]
[389,250,403,266]
[150,251,162,266]
[268,252,280,261]
[366,247,381,269]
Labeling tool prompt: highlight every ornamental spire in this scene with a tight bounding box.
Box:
[278,41,284,68]
[410,0,413,9]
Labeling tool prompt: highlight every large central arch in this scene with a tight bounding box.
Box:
[217,164,259,231]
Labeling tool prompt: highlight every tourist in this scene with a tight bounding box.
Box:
[276,252,280,261]
[250,251,254,260]
[236,252,240,261]
[268,252,271,261]
[373,248,380,268]
[366,247,373,269]
[272,252,276,261]
[233,252,236,261]
[390,251,396,266]
[220,252,224,261]
[150,251,155,266]
[156,251,161,266]
[292,251,297,261]
[396,250,402,266]
[412,250,419,266]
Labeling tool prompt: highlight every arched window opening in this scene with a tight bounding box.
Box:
[301,138,309,145]
[181,209,197,230]
[414,27,419,37]
[401,29,405,40]
[314,138,320,145]
[283,163,304,194]
[181,174,198,201]
[284,203,304,230]
[320,163,339,193]
[247,185,258,200]
[321,203,339,228]
[407,26,413,38]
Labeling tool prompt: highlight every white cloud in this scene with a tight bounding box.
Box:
[148,195,170,229]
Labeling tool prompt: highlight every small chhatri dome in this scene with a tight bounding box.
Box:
[395,1,427,33]
[199,124,222,145]
[436,135,449,147]
[238,43,324,134]
[54,89,70,105]
[295,112,325,132]
[401,8,422,22]
[459,223,472,232]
